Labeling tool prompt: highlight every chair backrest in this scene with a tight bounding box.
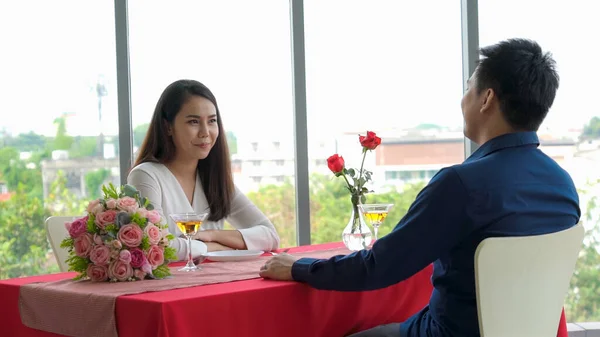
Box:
[474,224,584,337]
[45,216,79,272]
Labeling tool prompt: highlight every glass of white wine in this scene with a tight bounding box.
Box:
[169,212,208,272]
[358,204,394,244]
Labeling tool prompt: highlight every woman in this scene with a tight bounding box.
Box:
[128,79,280,261]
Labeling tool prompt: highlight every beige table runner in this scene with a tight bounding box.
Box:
[19,248,350,337]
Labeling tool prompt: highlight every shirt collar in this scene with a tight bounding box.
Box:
[467,131,540,161]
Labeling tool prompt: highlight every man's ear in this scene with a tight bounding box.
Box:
[480,88,496,114]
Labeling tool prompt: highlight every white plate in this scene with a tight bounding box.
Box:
[202,250,264,262]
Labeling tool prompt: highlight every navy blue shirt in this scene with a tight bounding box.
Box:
[291,132,581,337]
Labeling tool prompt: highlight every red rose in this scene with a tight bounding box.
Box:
[327,154,345,174]
[359,131,381,150]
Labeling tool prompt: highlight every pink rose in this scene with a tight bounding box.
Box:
[129,248,145,268]
[146,245,165,268]
[147,210,161,224]
[161,228,170,237]
[95,210,118,230]
[89,245,111,265]
[136,208,148,219]
[74,233,93,258]
[159,229,170,247]
[86,264,108,282]
[87,199,100,213]
[144,224,161,245]
[112,240,122,249]
[117,197,138,214]
[91,203,104,215]
[93,233,103,245]
[119,250,132,264]
[108,260,133,282]
[106,198,117,209]
[117,224,143,247]
[66,217,88,238]
[141,260,153,276]
[134,269,147,280]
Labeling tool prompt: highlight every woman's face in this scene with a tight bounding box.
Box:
[168,95,219,162]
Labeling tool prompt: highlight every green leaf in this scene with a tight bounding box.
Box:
[105,224,118,235]
[122,184,139,198]
[140,237,150,250]
[347,168,356,177]
[131,212,147,228]
[60,237,74,249]
[164,246,177,262]
[357,178,366,189]
[66,255,89,274]
[143,197,152,208]
[101,183,119,200]
[152,264,171,279]
[86,217,98,234]
[72,273,87,281]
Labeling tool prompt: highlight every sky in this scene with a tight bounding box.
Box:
[0,0,598,141]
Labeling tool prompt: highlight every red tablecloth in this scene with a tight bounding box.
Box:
[0,242,568,337]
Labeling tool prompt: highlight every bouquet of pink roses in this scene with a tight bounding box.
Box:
[60,183,177,282]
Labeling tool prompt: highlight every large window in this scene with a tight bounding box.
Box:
[304,0,465,243]
[0,1,119,279]
[479,0,600,322]
[3,5,598,325]
[128,1,298,246]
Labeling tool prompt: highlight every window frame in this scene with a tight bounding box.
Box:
[114,0,480,246]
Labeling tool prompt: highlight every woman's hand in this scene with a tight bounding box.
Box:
[192,232,231,252]
[189,230,232,251]
[193,230,215,242]
[193,229,248,250]
[205,242,231,252]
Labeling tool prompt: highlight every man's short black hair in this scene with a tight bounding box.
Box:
[476,38,559,131]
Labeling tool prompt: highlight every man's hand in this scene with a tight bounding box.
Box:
[259,254,300,281]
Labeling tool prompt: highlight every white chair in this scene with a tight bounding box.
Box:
[45,216,78,272]
[474,224,584,337]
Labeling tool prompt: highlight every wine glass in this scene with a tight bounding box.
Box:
[358,204,394,244]
[169,212,208,272]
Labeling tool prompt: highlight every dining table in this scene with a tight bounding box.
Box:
[0,241,568,337]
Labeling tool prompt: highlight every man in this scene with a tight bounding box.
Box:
[259,38,581,337]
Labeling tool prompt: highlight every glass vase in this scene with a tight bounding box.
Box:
[342,201,372,251]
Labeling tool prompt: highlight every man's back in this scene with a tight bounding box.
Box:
[407,132,581,336]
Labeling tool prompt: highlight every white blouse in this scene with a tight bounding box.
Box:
[127,162,280,260]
